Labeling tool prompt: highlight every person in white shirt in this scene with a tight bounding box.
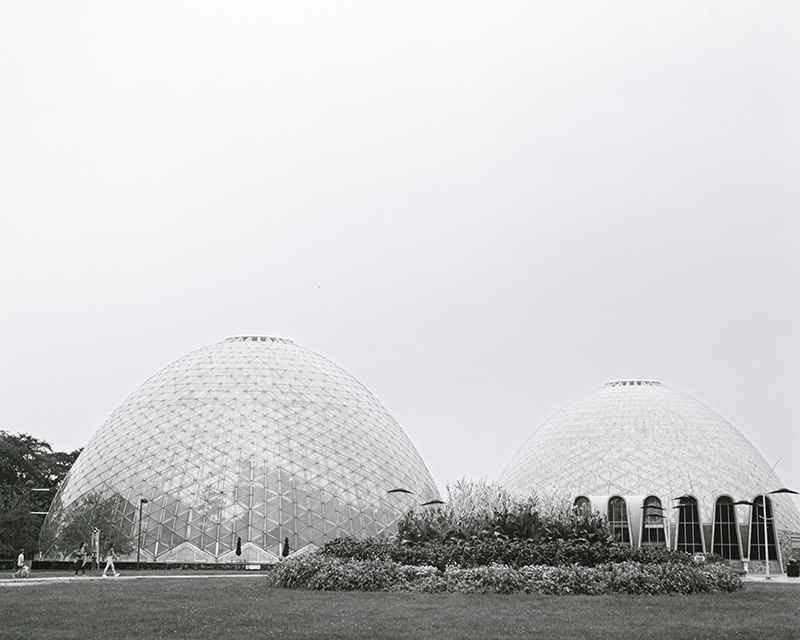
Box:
[12,549,27,578]
[102,543,120,577]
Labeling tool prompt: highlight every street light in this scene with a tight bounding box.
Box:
[671,497,695,554]
[761,488,796,579]
[20,483,52,562]
[735,487,797,579]
[136,498,149,571]
[27,485,52,515]
[758,459,797,579]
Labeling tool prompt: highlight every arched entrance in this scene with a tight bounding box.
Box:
[608,496,630,545]
[675,496,703,553]
[748,496,777,561]
[712,496,741,559]
[641,496,666,547]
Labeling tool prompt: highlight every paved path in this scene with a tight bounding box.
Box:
[741,574,800,584]
[0,573,266,587]
[4,572,799,587]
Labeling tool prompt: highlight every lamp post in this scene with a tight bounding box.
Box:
[735,487,797,579]
[761,488,797,579]
[23,483,52,561]
[671,496,692,553]
[136,498,149,571]
[758,459,797,579]
[27,483,52,514]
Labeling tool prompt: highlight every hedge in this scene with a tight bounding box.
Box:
[268,555,742,595]
[320,537,698,569]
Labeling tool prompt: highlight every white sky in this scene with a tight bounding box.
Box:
[1,2,798,510]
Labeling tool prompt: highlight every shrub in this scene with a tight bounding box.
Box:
[269,555,408,591]
[443,563,527,594]
[321,537,394,561]
[269,553,743,595]
[520,564,608,595]
[703,553,727,564]
[322,536,695,569]
[701,563,745,592]
[520,561,743,595]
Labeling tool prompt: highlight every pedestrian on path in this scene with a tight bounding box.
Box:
[12,549,28,578]
[74,543,88,575]
[102,543,120,577]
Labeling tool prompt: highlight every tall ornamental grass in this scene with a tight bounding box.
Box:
[397,480,611,544]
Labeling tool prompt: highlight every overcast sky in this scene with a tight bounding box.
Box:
[2,2,798,510]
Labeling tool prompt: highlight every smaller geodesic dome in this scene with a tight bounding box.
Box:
[41,336,440,562]
[499,380,800,564]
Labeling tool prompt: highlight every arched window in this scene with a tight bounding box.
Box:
[641,496,666,547]
[608,496,630,544]
[675,496,703,553]
[712,497,740,560]
[748,496,777,561]
[573,496,590,516]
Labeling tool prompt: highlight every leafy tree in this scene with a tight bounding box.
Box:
[0,488,43,557]
[0,431,81,489]
[0,431,82,557]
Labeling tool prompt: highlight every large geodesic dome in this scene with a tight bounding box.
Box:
[499,380,800,564]
[42,336,440,562]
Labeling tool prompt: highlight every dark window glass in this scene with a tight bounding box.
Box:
[608,497,630,544]
[712,497,740,560]
[748,496,777,561]
[641,496,666,547]
[676,497,703,553]
[573,496,590,516]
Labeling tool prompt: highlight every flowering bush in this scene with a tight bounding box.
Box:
[442,564,526,594]
[518,564,607,595]
[277,481,743,595]
[519,562,743,595]
[268,553,742,594]
[269,555,406,591]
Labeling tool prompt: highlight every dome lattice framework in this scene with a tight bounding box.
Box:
[42,336,440,562]
[499,380,800,533]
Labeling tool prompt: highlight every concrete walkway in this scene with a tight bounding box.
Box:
[741,573,800,584]
[3,572,799,587]
[0,573,266,587]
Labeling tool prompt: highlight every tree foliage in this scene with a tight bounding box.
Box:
[0,431,82,557]
[0,431,81,489]
[0,489,43,558]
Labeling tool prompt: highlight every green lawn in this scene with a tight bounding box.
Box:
[1,575,797,640]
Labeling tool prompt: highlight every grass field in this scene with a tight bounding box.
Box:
[1,574,798,640]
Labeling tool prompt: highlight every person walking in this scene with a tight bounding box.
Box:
[74,542,88,575]
[12,549,27,578]
[102,543,120,577]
